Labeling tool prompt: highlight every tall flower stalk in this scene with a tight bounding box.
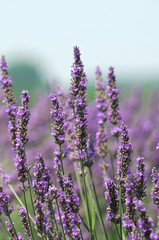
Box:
[0,56,17,148]
[69,46,93,238]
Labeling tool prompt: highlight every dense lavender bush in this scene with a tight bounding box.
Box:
[0,48,159,240]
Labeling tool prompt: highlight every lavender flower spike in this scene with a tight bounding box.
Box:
[14,90,31,183]
[18,205,31,239]
[35,201,47,237]
[123,181,138,237]
[75,95,88,152]
[5,221,23,240]
[18,90,31,145]
[105,179,120,224]
[0,185,14,216]
[0,56,17,148]
[117,123,132,179]
[69,46,87,107]
[50,94,65,145]
[151,167,159,208]
[33,154,51,203]
[64,173,80,213]
[60,195,81,239]
[137,200,153,239]
[107,66,121,125]
[33,155,49,237]
[134,156,147,200]
[95,66,108,159]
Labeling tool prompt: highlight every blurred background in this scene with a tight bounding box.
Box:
[0,0,159,99]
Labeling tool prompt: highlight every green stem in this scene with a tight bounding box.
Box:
[23,183,35,240]
[89,167,109,240]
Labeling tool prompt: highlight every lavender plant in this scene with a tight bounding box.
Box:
[0,48,159,240]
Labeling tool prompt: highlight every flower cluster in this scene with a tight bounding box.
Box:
[137,201,153,239]
[60,195,81,239]
[70,46,88,160]
[0,56,17,148]
[95,66,108,159]
[0,185,13,216]
[50,94,65,145]
[69,46,87,105]
[151,167,159,207]
[134,156,147,200]
[18,205,31,239]
[105,179,120,224]
[33,154,51,202]
[107,66,121,125]
[123,181,138,237]
[117,123,132,179]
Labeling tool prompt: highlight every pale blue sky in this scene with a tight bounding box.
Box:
[0,0,159,84]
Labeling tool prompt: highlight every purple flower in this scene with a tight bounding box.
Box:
[0,185,13,216]
[64,173,80,213]
[151,167,159,208]
[117,123,132,179]
[18,90,30,145]
[57,88,77,161]
[134,156,147,200]
[75,95,88,153]
[69,46,87,107]
[35,201,47,237]
[69,47,88,162]
[107,66,121,125]
[123,181,138,236]
[18,205,31,239]
[105,179,120,224]
[125,232,141,240]
[60,195,81,239]
[14,135,29,183]
[14,90,31,183]
[46,184,61,201]
[33,154,51,202]
[50,94,65,145]
[111,126,121,137]
[5,221,22,240]
[0,166,10,184]
[137,200,153,239]
[95,66,108,159]
[150,232,159,240]
[0,56,17,148]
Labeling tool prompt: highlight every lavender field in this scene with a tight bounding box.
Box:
[0,46,159,240]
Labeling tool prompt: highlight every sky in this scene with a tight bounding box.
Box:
[0,0,159,84]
